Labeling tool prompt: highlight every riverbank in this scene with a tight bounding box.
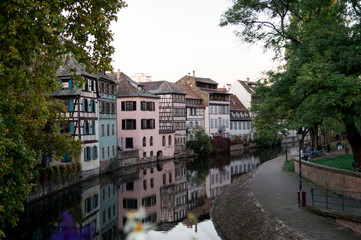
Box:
[212,154,361,240]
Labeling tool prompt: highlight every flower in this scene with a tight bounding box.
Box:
[124,208,154,240]
[51,211,92,240]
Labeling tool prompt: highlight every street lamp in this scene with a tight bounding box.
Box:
[297,128,304,208]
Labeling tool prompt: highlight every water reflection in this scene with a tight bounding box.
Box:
[5,147,284,240]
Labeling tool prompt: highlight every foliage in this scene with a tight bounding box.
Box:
[0,0,126,236]
[211,136,231,153]
[313,155,354,171]
[221,0,361,163]
[187,156,213,184]
[186,126,212,156]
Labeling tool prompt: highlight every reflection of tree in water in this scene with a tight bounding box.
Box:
[257,145,283,164]
[187,156,213,184]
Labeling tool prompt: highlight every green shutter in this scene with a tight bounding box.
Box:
[69,99,74,112]
[82,99,85,112]
[59,80,62,90]
[62,152,71,162]
[70,122,75,135]
[84,148,87,161]
[89,147,92,160]
[69,80,73,89]
[92,121,95,134]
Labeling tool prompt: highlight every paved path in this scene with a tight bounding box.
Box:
[212,154,361,240]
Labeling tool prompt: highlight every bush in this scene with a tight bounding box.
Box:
[211,136,231,153]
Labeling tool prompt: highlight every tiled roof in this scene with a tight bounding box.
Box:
[238,80,258,94]
[108,72,144,86]
[116,80,159,99]
[195,77,218,85]
[173,83,202,100]
[230,95,246,110]
[142,81,186,95]
[56,55,96,78]
[199,87,231,95]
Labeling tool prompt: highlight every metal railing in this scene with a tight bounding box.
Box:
[311,188,361,213]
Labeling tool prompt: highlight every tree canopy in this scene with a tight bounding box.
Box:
[221,0,361,162]
[0,0,126,237]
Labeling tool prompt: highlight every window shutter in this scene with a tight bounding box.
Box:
[94,101,96,113]
[92,121,95,134]
[121,102,125,111]
[70,122,75,135]
[84,148,87,161]
[133,101,136,111]
[82,99,85,112]
[122,119,125,130]
[94,146,98,159]
[69,99,74,112]
[59,80,62,90]
[69,80,73,89]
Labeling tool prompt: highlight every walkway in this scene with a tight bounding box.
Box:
[212,154,361,240]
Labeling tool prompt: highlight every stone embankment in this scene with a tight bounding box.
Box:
[212,170,304,240]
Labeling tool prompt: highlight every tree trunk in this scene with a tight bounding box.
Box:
[344,117,361,165]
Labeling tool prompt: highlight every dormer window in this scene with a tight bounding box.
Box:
[61,80,72,89]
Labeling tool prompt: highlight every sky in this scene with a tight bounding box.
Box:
[110,0,278,87]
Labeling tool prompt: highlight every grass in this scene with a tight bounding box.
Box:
[282,159,294,172]
[312,154,354,171]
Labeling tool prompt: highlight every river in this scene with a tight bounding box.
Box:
[5,145,285,240]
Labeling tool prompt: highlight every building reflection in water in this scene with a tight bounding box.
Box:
[5,147,284,240]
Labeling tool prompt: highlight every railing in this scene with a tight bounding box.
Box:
[311,188,361,213]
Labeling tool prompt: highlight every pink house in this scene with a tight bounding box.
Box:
[116,77,174,161]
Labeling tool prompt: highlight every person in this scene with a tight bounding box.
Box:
[337,141,342,151]
[327,144,331,155]
[310,146,319,157]
[302,147,309,160]
[317,145,324,155]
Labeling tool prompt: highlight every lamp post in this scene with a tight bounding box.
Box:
[284,130,288,162]
[297,128,303,208]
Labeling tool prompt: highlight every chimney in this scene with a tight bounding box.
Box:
[193,70,195,79]
[246,77,250,83]
[117,69,120,81]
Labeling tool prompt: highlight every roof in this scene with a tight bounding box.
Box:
[195,77,218,85]
[173,83,202,100]
[142,81,186,95]
[108,72,144,87]
[98,70,115,84]
[230,95,246,110]
[238,80,258,95]
[199,87,231,95]
[116,80,159,99]
[56,55,96,79]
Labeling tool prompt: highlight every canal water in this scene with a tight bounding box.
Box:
[5,146,284,240]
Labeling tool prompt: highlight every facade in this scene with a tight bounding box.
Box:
[98,71,117,172]
[81,179,100,238]
[142,81,187,152]
[99,180,118,239]
[54,55,99,177]
[174,83,205,141]
[229,78,259,110]
[177,73,231,137]
[229,95,253,139]
[116,76,174,161]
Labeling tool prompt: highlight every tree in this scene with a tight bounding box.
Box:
[186,126,212,156]
[0,1,126,237]
[221,0,361,164]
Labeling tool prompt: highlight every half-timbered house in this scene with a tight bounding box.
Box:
[54,55,99,177]
[229,94,253,140]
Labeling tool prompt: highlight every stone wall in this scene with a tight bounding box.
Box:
[294,160,361,194]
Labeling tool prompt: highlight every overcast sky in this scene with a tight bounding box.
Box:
[110,0,278,87]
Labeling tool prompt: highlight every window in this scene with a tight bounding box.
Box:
[169,172,172,183]
[121,101,137,111]
[112,145,114,156]
[210,119,213,129]
[150,151,153,157]
[143,152,146,158]
[108,146,110,158]
[112,124,115,135]
[168,135,172,146]
[162,136,165,146]
[126,138,133,148]
[83,99,88,112]
[143,137,146,147]
[215,119,218,128]
[141,119,155,129]
[123,199,137,209]
[107,124,110,136]
[93,146,97,160]
[150,178,154,188]
[143,180,147,190]
[126,182,134,191]
[122,119,136,130]
[142,195,156,207]
[102,147,105,159]
[150,136,153,146]
[163,174,166,185]
[100,82,104,93]
[101,124,105,136]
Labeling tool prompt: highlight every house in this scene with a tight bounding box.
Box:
[229,94,253,140]
[116,75,174,161]
[142,81,187,153]
[54,55,100,177]
[174,83,205,141]
[98,71,118,172]
[229,78,259,110]
[100,180,118,239]
[177,72,231,138]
